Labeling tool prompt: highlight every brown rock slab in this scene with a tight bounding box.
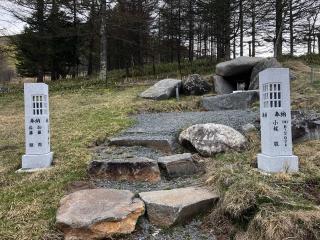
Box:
[158,153,201,178]
[56,189,145,240]
[88,157,161,183]
[139,187,219,227]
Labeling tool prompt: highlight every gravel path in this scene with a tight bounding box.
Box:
[92,110,259,240]
[121,110,259,137]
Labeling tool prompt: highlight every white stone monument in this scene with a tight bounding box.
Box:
[21,83,53,170]
[257,68,299,173]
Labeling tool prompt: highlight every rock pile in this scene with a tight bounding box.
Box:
[139,75,212,100]
[182,74,212,95]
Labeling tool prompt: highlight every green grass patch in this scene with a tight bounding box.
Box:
[0,79,204,239]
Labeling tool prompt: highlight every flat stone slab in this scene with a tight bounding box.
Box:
[202,90,259,111]
[88,157,161,183]
[56,189,145,240]
[109,135,175,154]
[158,153,200,178]
[139,187,219,227]
[139,79,182,100]
[216,56,263,77]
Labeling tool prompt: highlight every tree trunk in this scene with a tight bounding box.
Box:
[99,0,107,85]
[88,1,96,76]
[318,34,320,55]
[289,0,294,56]
[239,0,244,56]
[177,0,182,77]
[72,0,78,78]
[251,0,256,57]
[188,0,194,62]
[275,0,283,58]
[36,0,45,82]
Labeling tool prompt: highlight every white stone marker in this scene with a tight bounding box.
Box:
[21,83,53,169]
[257,68,299,173]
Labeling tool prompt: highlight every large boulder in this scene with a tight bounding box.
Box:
[139,79,182,100]
[202,90,259,111]
[213,75,234,94]
[248,58,282,90]
[182,74,212,95]
[56,189,145,240]
[88,157,161,183]
[216,56,263,77]
[158,153,200,178]
[179,123,247,157]
[139,187,219,227]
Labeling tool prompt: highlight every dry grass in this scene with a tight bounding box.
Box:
[1,61,319,239]
[0,83,203,240]
[205,132,320,239]
[239,210,320,240]
[204,63,320,239]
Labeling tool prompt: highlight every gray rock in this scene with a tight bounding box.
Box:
[179,123,247,157]
[291,110,320,142]
[88,157,161,183]
[56,189,145,240]
[139,79,182,100]
[242,123,257,132]
[182,74,212,95]
[202,90,259,111]
[0,86,9,93]
[213,75,234,94]
[139,187,219,227]
[158,153,200,178]
[216,56,263,77]
[249,58,282,90]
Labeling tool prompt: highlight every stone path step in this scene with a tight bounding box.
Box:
[109,111,258,153]
[56,187,219,239]
[158,153,202,179]
[139,187,219,228]
[88,157,161,183]
[109,135,176,154]
[56,189,145,240]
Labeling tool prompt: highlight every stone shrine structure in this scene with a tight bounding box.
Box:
[257,68,299,172]
[21,83,53,169]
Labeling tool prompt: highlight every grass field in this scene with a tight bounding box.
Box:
[0,60,319,239]
[0,82,203,240]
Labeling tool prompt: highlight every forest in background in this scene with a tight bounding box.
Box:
[0,0,319,83]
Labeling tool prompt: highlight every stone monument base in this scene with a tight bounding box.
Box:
[21,152,53,169]
[257,154,299,173]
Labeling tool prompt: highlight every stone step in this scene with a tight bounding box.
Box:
[56,189,145,240]
[158,153,202,179]
[109,135,176,154]
[202,90,259,111]
[139,187,219,228]
[88,157,161,183]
